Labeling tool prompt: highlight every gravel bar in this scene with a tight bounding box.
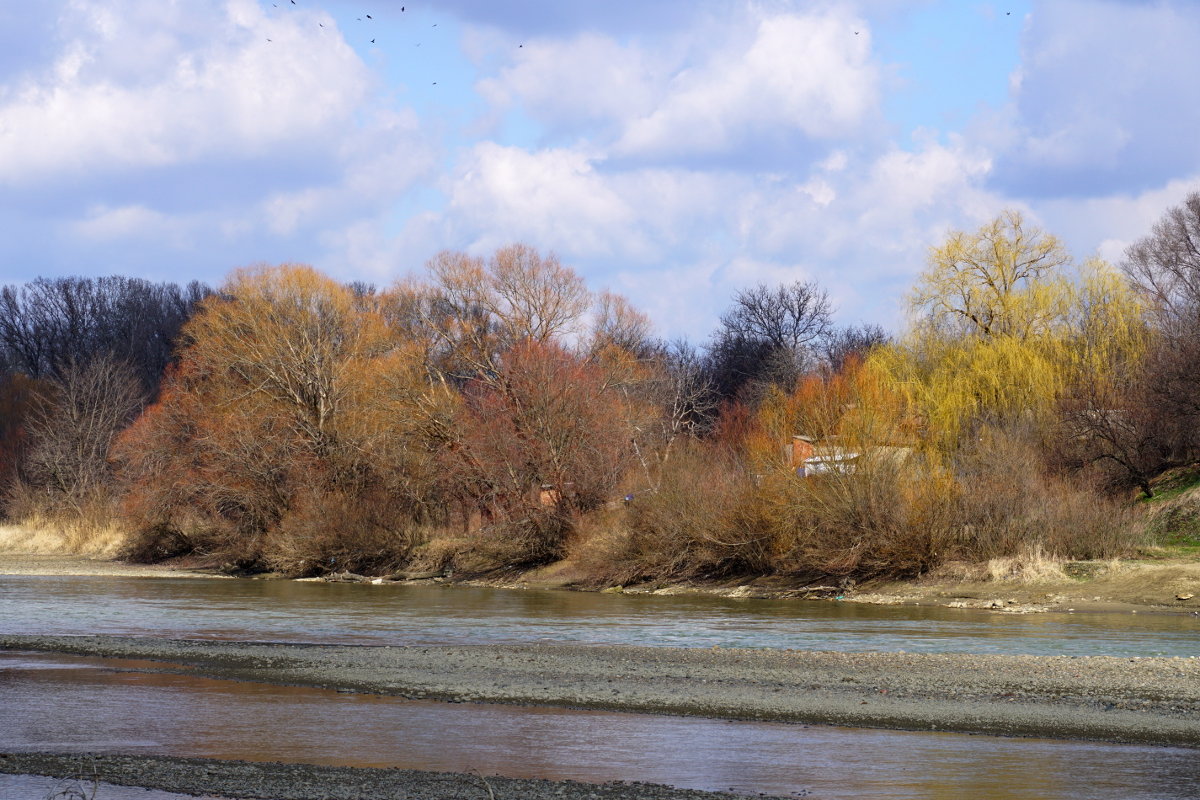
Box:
[4,634,1199,747]
[0,752,778,800]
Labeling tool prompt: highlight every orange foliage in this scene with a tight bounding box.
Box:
[113,265,445,570]
[447,340,634,524]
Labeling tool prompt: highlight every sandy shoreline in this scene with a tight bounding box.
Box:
[0,552,229,578]
[4,550,1200,615]
[0,752,775,800]
[4,634,1199,748]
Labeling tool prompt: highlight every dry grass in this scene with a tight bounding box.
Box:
[985,545,1068,583]
[0,516,127,557]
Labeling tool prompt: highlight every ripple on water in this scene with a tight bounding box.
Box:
[0,574,1197,657]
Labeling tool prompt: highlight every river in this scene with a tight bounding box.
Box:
[2,572,1198,799]
[1,574,1197,656]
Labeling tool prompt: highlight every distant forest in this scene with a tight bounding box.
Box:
[3,194,1200,582]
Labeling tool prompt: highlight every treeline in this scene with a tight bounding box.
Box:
[0,277,211,521]
[3,196,1200,582]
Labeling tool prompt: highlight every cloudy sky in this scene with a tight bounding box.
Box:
[2,0,1199,339]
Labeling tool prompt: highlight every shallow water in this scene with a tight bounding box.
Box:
[1,574,1197,656]
[2,651,1197,800]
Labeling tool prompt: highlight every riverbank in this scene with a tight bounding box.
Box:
[0,752,779,800]
[478,555,1200,615]
[4,634,1198,747]
[0,552,228,578]
[4,548,1200,615]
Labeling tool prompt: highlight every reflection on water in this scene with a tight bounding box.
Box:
[2,651,1197,800]
[1,575,1197,656]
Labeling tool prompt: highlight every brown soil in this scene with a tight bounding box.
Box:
[465,556,1200,616]
[5,521,1198,613]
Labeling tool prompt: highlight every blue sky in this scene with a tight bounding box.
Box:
[2,0,1199,340]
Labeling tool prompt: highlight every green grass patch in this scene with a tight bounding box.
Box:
[1140,464,1200,503]
[1134,544,1200,562]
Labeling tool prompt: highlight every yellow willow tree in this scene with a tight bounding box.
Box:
[911,209,1073,340]
[872,212,1149,453]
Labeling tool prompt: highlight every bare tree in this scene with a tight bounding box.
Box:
[707,280,833,402]
[1123,192,1200,327]
[719,280,833,349]
[1121,191,1200,463]
[0,276,210,395]
[590,290,655,357]
[19,356,143,510]
[822,323,890,373]
[421,245,592,383]
[1055,373,1171,499]
[625,339,717,491]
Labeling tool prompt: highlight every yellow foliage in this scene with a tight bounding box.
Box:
[912,210,1072,340]
[876,213,1151,452]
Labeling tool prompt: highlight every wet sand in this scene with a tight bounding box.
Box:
[0,752,774,800]
[0,552,226,579]
[4,634,1198,748]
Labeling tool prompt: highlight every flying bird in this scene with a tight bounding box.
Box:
[370,38,375,43]
[366,14,372,19]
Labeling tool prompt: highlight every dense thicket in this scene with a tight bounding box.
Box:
[7,199,1200,580]
[0,276,210,516]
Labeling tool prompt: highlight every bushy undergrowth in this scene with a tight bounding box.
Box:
[408,511,574,577]
[952,429,1141,562]
[111,423,1148,583]
[1,246,1159,583]
[769,458,958,580]
[574,442,770,584]
[574,430,1144,586]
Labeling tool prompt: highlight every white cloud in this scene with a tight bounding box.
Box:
[474,7,881,159]
[9,0,1200,348]
[475,33,662,133]
[0,0,370,184]
[616,10,880,157]
[1038,176,1200,266]
[993,0,1200,196]
[72,203,183,243]
[444,142,640,256]
[262,108,436,237]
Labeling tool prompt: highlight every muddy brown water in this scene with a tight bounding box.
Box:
[1,575,1197,656]
[3,651,1198,800]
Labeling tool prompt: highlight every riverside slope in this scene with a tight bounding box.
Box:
[3,634,1198,747]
